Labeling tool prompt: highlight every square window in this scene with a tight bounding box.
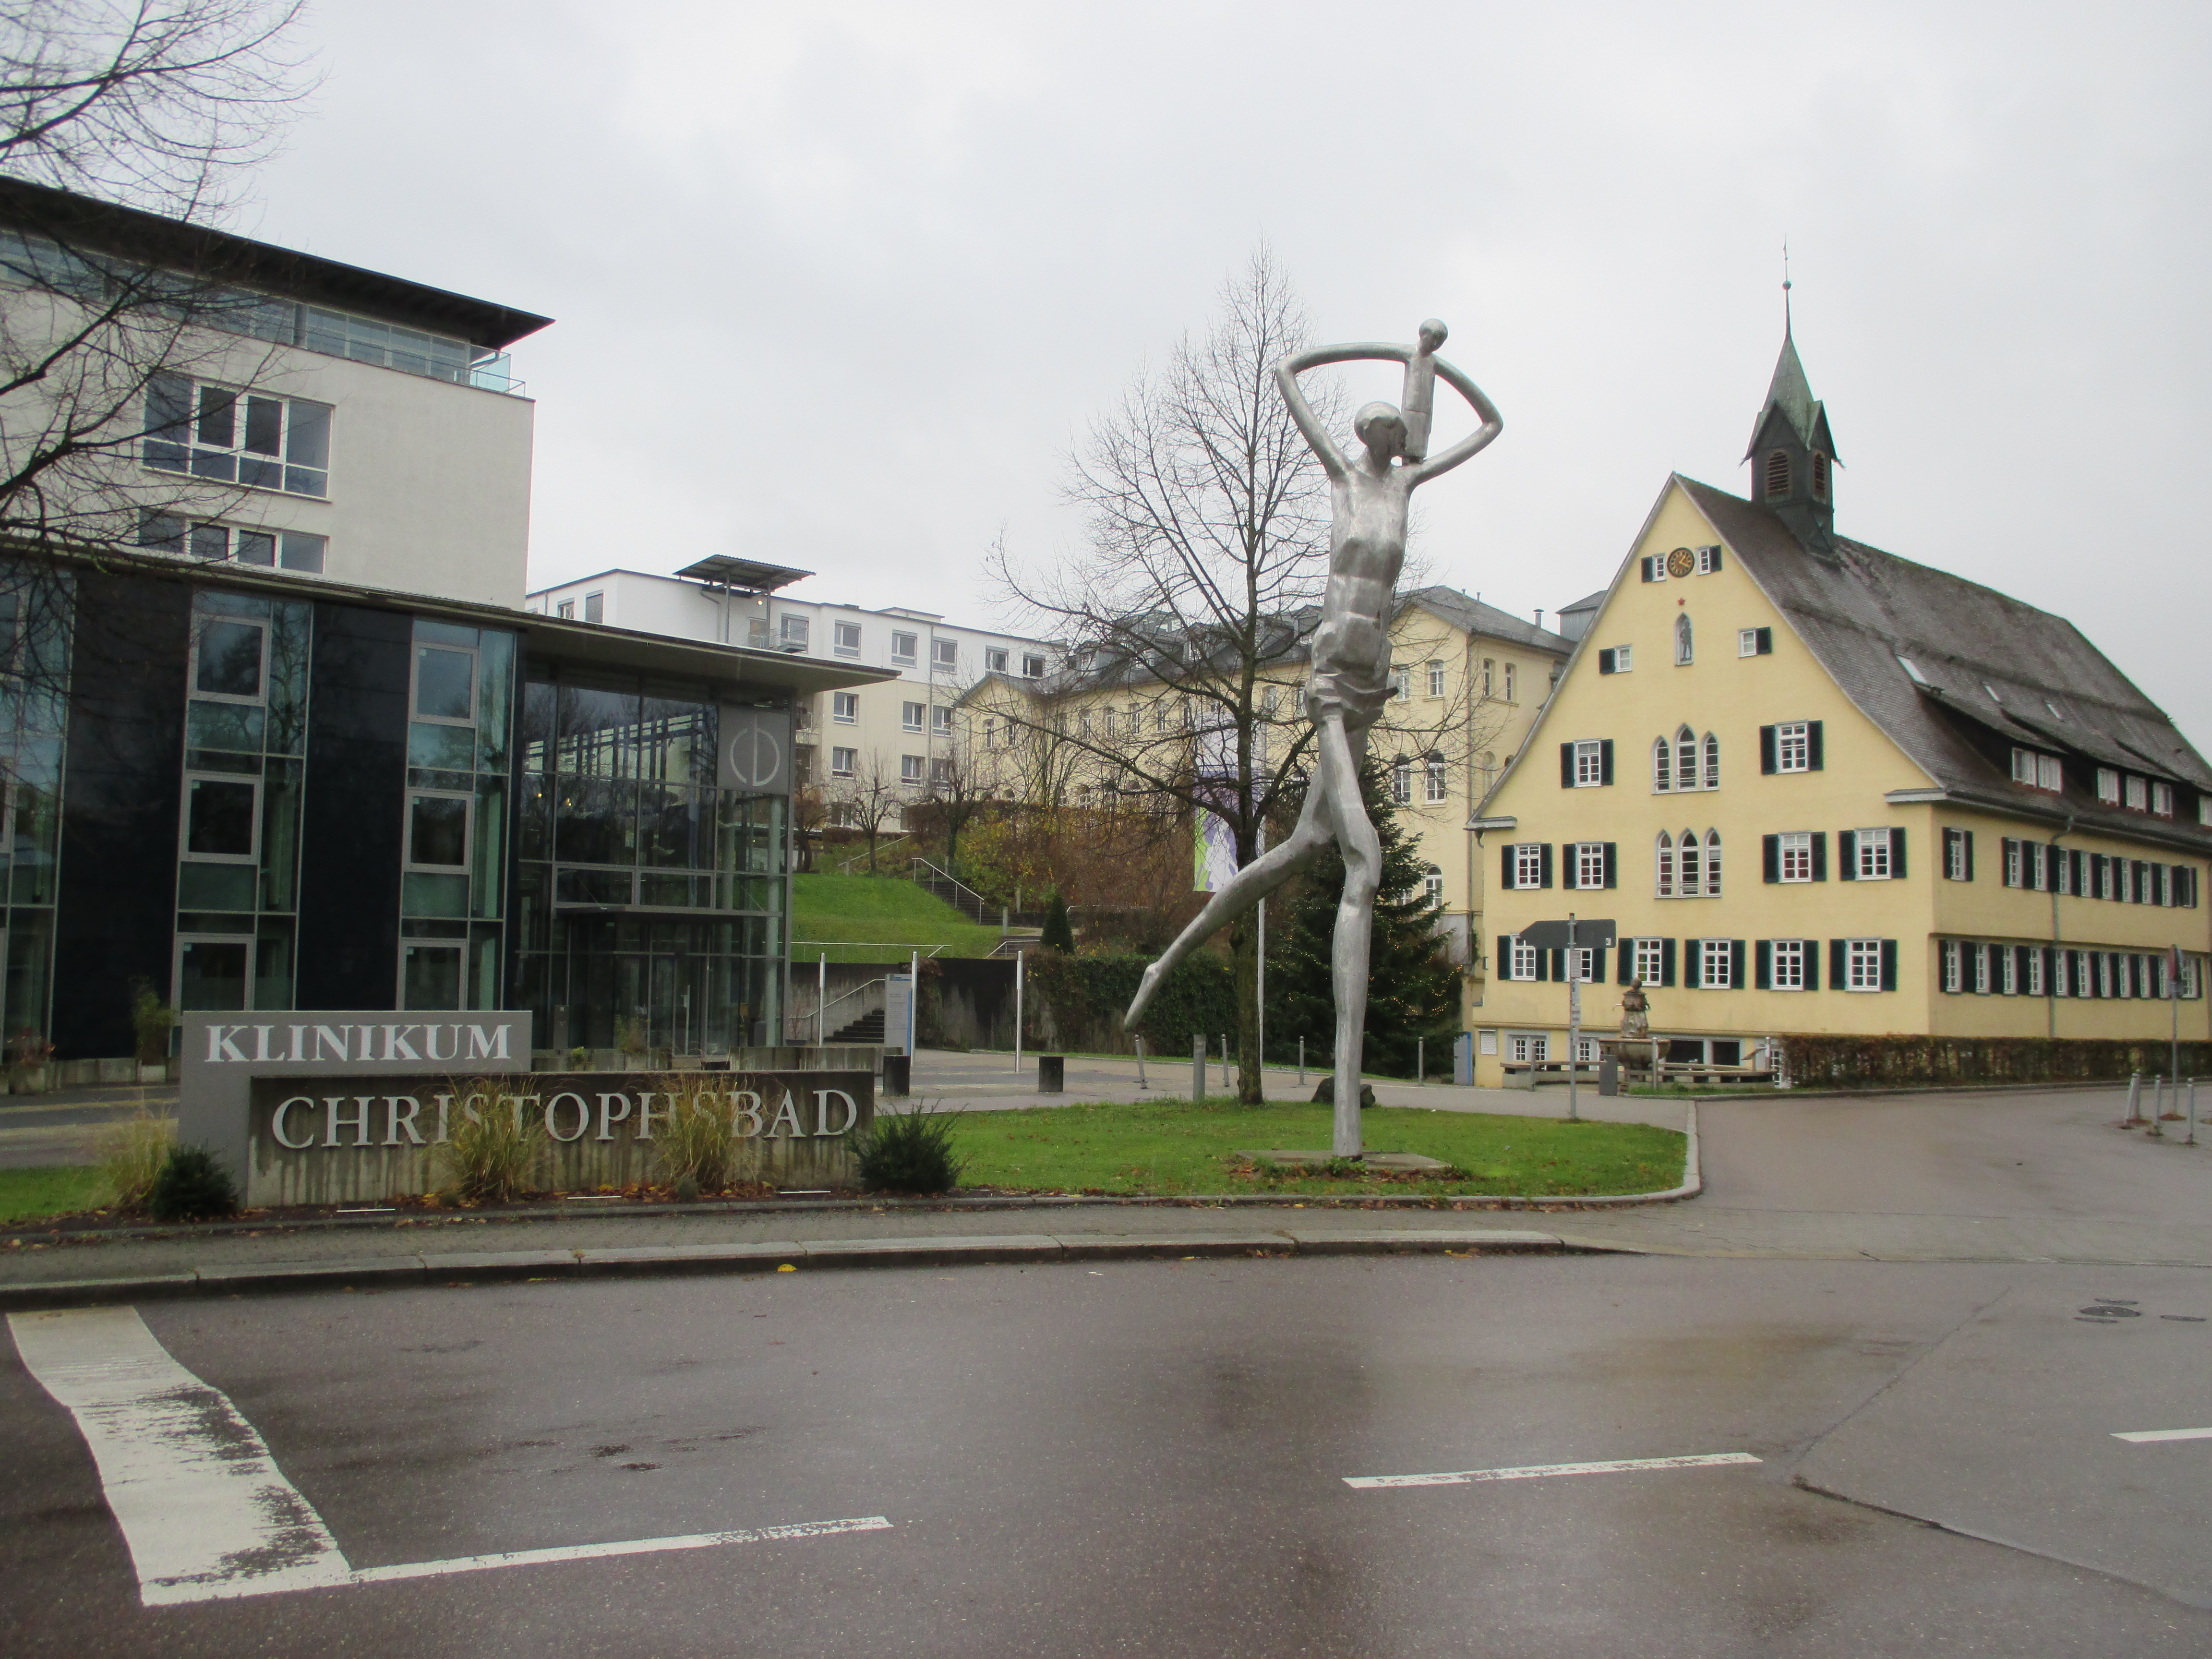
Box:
[185,776,257,859]
[902,701,924,732]
[1847,938,1884,990]
[1775,721,1811,773]
[414,646,475,724]
[779,614,809,650]
[891,631,918,663]
[986,647,1008,673]
[901,754,924,784]
[930,757,953,785]
[934,638,958,669]
[834,621,863,657]
[556,599,576,619]
[830,746,856,777]
[832,692,858,723]
[193,620,265,700]
[407,794,469,868]
[1855,828,1893,879]
[1771,938,1806,989]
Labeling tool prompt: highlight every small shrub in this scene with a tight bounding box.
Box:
[568,1045,590,1070]
[619,1016,648,1058]
[1040,891,1074,952]
[147,1144,239,1223]
[654,1084,738,1192]
[854,1103,967,1195]
[96,1109,176,1212]
[130,985,176,1066]
[437,1086,546,1203]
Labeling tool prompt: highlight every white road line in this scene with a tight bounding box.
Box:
[2112,1427,2212,1443]
[1344,1452,1762,1490]
[7,1306,352,1603]
[8,1306,890,1607]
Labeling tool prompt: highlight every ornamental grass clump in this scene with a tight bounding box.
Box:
[147,1144,239,1223]
[437,1085,545,1204]
[653,1085,739,1193]
[95,1108,176,1213]
[854,1103,966,1195]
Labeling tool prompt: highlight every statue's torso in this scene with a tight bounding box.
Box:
[1306,466,1412,731]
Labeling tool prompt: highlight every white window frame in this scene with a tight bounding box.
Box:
[1423,755,1447,805]
[2097,767,2120,805]
[2001,946,2018,996]
[1508,1031,1547,1062]
[410,639,477,729]
[833,621,863,658]
[1426,661,1446,698]
[1944,830,1970,882]
[1423,866,1444,905]
[1573,739,1604,787]
[831,692,858,724]
[890,631,919,665]
[143,373,332,500]
[1507,938,1538,980]
[1738,628,1761,657]
[1941,939,1963,993]
[1503,662,1517,702]
[1698,938,1732,989]
[901,701,925,733]
[2153,781,2175,817]
[779,614,810,651]
[2026,949,2045,996]
[1972,944,1990,995]
[1633,938,1664,986]
[931,706,952,735]
[1655,831,1675,898]
[830,747,856,778]
[986,647,1008,673]
[2125,774,2148,811]
[1021,652,1046,679]
[189,613,271,707]
[1512,843,1544,890]
[1855,827,1894,880]
[1775,721,1811,773]
[900,754,925,785]
[1847,938,1885,991]
[1390,666,1411,702]
[2004,839,2024,888]
[1697,544,1722,574]
[1779,830,1813,883]
[1574,842,1606,890]
[1771,938,1806,990]
[1565,947,1594,984]
[933,637,958,670]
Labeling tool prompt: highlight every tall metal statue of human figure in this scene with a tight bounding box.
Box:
[1124,320,1503,1157]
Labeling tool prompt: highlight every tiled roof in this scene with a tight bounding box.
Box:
[1678,475,2212,849]
[1401,586,1572,653]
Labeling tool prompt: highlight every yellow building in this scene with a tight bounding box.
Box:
[959,586,1571,969]
[1469,327,2212,1083]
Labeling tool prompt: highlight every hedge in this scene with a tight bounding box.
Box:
[1021,951,1238,1057]
[1775,1034,2212,1091]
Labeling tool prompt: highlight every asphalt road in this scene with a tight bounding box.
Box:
[6,1252,2211,1655]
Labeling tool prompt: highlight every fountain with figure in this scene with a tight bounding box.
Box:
[1123,320,1503,1157]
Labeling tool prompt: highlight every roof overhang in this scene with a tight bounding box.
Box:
[1884,787,2212,855]
[673,555,814,593]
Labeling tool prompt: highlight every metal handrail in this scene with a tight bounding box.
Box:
[835,835,917,875]
[910,857,994,923]
[790,939,949,957]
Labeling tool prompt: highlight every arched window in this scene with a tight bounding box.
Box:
[1391,756,1411,804]
[1656,831,1675,897]
[1676,725,1698,790]
[1652,736,1671,792]
[1423,751,1447,804]
[1424,865,1444,905]
[1812,452,1830,500]
[1675,613,1694,665]
[1705,829,1723,896]
[1678,829,1702,896]
[1703,732,1720,791]
[1765,449,1791,499]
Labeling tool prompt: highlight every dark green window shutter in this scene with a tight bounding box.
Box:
[1811,832,1827,881]
[1603,843,1617,889]
[1550,948,1567,981]
[1502,843,1515,890]
[1707,547,1723,572]
[1540,843,1553,888]
[1880,939,1899,991]
[1805,939,1821,991]
[1839,830,1857,879]
[1759,725,1777,774]
[1891,829,1907,877]
[1600,739,1613,784]
[1591,946,1608,983]
[1534,947,1548,982]
[1829,938,1847,985]
[1599,649,1616,674]
[1963,832,1974,882]
[1641,556,1656,582]
[1617,943,1634,985]
[1755,626,1772,654]
[1762,835,1779,882]
[1806,721,1824,769]
[1560,743,1575,787]
[1755,940,1772,989]
[1731,940,1747,989]
[1684,938,1702,986]
[1660,937,1676,987]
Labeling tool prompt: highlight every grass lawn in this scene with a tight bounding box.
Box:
[946,1099,1687,1199]
[0,1165,107,1226]
[791,874,1007,964]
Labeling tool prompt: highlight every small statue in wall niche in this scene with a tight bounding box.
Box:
[1620,981,1649,1041]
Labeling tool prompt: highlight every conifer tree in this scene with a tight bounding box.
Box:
[1266,759,1460,1079]
[1040,890,1075,953]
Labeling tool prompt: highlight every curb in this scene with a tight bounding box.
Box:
[0,1227,1597,1310]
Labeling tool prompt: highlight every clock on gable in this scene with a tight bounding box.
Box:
[1665,547,1696,579]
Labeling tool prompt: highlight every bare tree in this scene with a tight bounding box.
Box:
[826,750,908,875]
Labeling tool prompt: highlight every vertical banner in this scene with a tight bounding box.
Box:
[1192,718,1239,892]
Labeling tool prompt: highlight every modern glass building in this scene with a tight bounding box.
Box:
[36,553,884,1062]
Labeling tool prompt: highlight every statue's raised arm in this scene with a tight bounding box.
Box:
[1274,342,1415,480]
[1404,354,1503,485]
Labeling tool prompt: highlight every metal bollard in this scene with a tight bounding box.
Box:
[2189,1077,2199,1147]
[1417,1038,1425,1086]
[1220,1034,1229,1093]
[2150,1073,2166,1138]
[1134,1034,1147,1091]
[2126,1072,2142,1127]
[1298,1035,1305,1086]
[1193,1033,1206,1103]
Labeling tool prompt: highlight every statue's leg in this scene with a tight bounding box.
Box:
[1124,785,1332,1028]
[1315,715,1381,1158]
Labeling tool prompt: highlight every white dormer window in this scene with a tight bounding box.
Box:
[2010,747,2063,793]
[2152,782,2174,817]
[2096,767,2121,805]
[2125,775,2148,811]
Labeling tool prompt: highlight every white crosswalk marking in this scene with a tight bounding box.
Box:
[8,1305,890,1605]
[1344,1451,1762,1489]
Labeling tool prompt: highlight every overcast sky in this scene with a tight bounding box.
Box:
[246,1,2212,747]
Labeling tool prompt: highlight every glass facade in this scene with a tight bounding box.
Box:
[172,589,311,1010]
[0,580,72,1046]
[515,666,787,1055]
[399,620,515,1010]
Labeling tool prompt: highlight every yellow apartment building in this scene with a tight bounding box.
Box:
[1469,327,2212,1083]
[959,586,1571,971]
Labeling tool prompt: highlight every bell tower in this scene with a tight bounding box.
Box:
[1743,293,1839,550]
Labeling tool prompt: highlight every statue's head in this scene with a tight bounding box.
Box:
[1418,317,1448,352]
[1354,401,1407,462]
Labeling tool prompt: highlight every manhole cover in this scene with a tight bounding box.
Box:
[2080,1305,2141,1318]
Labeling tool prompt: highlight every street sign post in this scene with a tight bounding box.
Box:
[1521,920,1615,1122]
